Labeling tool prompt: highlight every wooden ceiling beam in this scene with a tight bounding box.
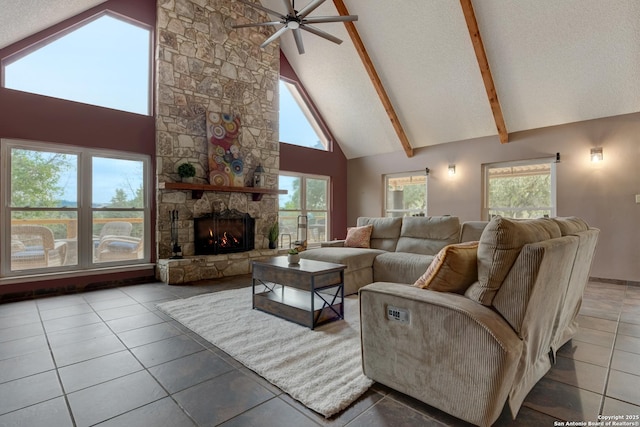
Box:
[333,0,414,157]
[460,0,509,143]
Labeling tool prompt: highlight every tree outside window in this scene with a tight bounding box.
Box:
[278,173,329,247]
[484,160,556,219]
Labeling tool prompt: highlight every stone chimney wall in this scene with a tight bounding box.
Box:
[155,0,280,268]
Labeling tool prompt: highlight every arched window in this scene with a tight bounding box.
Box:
[2,12,152,115]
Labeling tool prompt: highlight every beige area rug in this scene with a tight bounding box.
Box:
[156,287,373,418]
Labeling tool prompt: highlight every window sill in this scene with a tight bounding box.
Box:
[0,263,155,285]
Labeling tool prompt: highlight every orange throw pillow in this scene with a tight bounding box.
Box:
[344,224,373,248]
[413,241,479,294]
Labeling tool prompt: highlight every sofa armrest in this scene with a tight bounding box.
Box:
[359,282,522,426]
[321,240,346,247]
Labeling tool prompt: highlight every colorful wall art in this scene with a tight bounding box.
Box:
[207,112,244,187]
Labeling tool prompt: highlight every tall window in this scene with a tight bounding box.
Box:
[279,79,329,150]
[2,12,152,115]
[384,172,428,217]
[483,158,556,219]
[278,173,329,247]
[1,139,150,276]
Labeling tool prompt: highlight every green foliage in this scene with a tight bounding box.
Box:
[268,222,279,243]
[288,248,299,255]
[11,149,72,208]
[488,174,551,218]
[282,178,326,210]
[177,163,196,178]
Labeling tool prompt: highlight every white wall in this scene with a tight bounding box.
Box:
[348,112,640,282]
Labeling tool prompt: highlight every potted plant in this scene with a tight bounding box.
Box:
[177,163,196,183]
[287,248,300,264]
[267,222,279,249]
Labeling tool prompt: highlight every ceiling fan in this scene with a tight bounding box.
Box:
[233,0,358,54]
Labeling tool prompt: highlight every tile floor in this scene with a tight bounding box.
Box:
[0,277,639,426]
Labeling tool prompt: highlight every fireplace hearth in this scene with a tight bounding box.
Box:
[194,209,255,255]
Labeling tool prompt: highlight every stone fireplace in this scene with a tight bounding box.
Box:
[194,210,255,255]
[155,0,281,284]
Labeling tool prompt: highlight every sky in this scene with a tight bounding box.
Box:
[4,14,150,115]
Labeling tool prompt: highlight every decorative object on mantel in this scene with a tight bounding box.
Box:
[170,210,183,259]
[267,222,279,249]
[287,248,300,264]
[156,288,372,418]
[253,164,265,188]
[177,163,196,183]
[207,112,244,187]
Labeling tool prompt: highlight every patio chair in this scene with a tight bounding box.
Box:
[11,224,68,270]
[95,235,143,262]
[97,221,133,239]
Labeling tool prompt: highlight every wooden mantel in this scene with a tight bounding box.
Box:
[158,182,287,201]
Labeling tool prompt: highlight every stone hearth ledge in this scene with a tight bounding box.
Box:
[156,249,286,285]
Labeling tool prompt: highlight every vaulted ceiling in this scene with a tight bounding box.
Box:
[2,0,639,159]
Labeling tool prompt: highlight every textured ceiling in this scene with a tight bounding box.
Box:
[0,0,108,48]
[2,0,639,159]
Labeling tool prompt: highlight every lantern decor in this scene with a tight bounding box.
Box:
[253,164,265,188]
[170,210,183,259]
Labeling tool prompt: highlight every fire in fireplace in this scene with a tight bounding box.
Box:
[194,209,255,255]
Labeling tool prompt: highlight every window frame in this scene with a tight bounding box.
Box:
[383,171,428,217]
[1,10,154,116]
[1,138,152,277]
[482,157,557,220]
[278,172,330,247]
[279,76,333,151]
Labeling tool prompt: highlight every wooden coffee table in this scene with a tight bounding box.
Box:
[252,256,346,329]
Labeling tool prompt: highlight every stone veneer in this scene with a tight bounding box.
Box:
[155,0,281,283]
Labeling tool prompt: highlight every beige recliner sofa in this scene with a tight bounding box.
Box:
[300,216,486,295]
[359,216,599,426]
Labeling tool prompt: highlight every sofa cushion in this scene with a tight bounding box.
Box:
[395,216,460,255]
[468,216,561,306]
[357,217,402,251]
[413,241,479,294]
[551,217,589,235]
[345,224,373,248]
[373,252,435,284]
[299,247,384,271]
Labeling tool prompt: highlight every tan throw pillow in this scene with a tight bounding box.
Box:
[413,241,479,294]
[344,224,373,248]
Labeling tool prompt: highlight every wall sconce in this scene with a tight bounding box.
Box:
[425,167,430,176]
[590,147,603,163]
[448,164,456,176]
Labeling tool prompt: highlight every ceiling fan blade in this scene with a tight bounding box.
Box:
[297,0,326,19]
[293,28,305,54]
[260,25,289,48]
[237,0,285,20]
[300,24,343,45]
[232,21,282,29]
[302,15,358,24]
[282,0,295,16]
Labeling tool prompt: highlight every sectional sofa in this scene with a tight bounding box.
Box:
[359,216,599,426]
[301,215,599,426]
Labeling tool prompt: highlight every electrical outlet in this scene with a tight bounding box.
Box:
[636,194,640,204]
[386,305,410,323]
